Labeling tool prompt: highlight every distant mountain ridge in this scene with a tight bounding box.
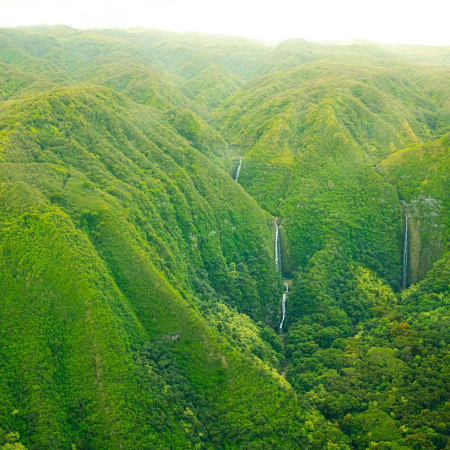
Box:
[0,26,450,450]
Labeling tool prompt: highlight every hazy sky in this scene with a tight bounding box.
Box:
[1,0,449,46]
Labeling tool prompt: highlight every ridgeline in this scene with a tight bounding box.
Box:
[1,26,450,450]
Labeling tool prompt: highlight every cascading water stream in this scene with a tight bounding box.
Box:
[279,283,289,331]
[274,223,288,331]
[402,213,409,289]
[274,224,281,273]
[235,157,242,182]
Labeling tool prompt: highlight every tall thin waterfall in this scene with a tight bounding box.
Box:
[235,157,242,182]
[402,213,409,289]
[279,283,289,331]
[274,225,281,273]
[275,223,287,331]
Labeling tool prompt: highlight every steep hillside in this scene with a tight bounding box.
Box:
[1,26,450,450]
[0,27,236,168]
[215,59,441,291]
[0,84,353,449]
[379,134,450,284]
[214,34,450,449]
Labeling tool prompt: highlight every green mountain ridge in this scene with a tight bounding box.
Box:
[0,84,317,449]
[0,26,449,450]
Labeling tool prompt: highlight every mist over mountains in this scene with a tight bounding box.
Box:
[0,26,450,450]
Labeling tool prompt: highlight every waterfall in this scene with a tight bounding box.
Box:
[275,223,288,331]
[402,213,409,288]
[279,283,289,331]
[235,157,242,182]
[274,225,281,273]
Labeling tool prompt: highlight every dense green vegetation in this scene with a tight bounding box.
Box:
[379,134,450,284]
[0,25,449,449]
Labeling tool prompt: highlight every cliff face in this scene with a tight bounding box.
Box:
[380,134,450,285]
[405,197,446,285]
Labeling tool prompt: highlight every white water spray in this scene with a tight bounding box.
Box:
[235,157,242,182]
[402,213,408,288]
[274,224,281,273]
[279,283,289,331]
[274,223,288,331]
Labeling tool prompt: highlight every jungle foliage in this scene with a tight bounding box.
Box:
[1,26,450,449]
